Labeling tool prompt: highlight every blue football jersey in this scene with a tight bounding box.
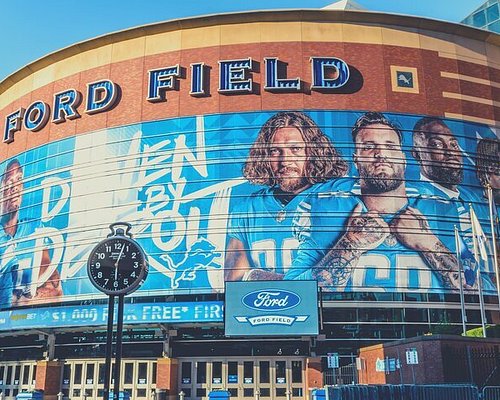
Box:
[228,185,320,275]
[287,178,451,293]
[2,219,43,299]
[0,232,17,309]
[412,181,496,293]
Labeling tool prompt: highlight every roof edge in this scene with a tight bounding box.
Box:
[1,8,499,94]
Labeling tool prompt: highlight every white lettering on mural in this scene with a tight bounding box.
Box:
[41,177,71,222]
[51,116,242,294]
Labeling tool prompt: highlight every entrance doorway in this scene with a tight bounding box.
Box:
[0,362,37,400]
[61,359,157,399]
[178,358,305,400]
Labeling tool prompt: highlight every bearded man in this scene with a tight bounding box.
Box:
[287,112,462,292]
[224,111,347,281]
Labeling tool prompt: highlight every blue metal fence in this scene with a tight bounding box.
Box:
[324,384,490,400]
[483,386,500,400]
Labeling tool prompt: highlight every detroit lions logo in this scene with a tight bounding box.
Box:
[161,238,222,288]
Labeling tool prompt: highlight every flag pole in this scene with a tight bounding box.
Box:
[487,184,500,312]
[477,267,487,338]
[454,226,467,336]
[471,206,487,338]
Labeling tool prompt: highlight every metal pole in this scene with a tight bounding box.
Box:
[113,295,125,400]
[466,345,474,383]
[487,185,500,312]
[104,295,115,400]
[477,268,487,338]
[396,348,403,385]
[471,207,488,338]
[454,226,467,335]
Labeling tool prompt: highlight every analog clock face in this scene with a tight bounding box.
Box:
[87,237,147,295]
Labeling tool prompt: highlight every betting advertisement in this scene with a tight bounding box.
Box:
[0,110,498,310]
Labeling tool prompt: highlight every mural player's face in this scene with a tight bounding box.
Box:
[269,127,309,194]
[419,124,463,186]
[354,124,405,194]
[1,166,23,216]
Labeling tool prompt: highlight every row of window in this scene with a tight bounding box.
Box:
[463,0,500,32]
[322,307,493,324]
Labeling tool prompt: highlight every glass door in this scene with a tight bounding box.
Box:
[0,362,37,400]
[62,359,156,399]
[178,358,306,400]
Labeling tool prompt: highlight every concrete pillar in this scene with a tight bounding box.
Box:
[35,360,64,400]
[156,358,179,400]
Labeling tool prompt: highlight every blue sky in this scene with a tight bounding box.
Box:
[0,0,486,83]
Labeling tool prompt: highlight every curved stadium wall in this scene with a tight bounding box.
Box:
[0,9,499,357]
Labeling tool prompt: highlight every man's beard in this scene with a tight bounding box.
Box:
[427,164,463,186]
[275,168,308,193]
[359,163,404,194]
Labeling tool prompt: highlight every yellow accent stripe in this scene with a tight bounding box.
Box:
[442,91,500,107]
[444,112,499,127]
[440,71,500,89]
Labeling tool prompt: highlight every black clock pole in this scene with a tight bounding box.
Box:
[87,222,149,400]
[103,295,115,400]
[113,294,125,400]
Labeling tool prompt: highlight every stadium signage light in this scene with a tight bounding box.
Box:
[3,56,350,144]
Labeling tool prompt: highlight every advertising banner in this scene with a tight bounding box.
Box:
[0,301,224,331]
[224,280,319,336]
[0,110,498,312]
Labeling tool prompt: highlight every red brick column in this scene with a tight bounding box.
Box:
[156,358,179,400]
[35,360,64,400]
[358,345,387,384]
[306,357,323,390]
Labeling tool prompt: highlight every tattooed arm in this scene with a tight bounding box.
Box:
[391,207,461,289]
[313,203,389,287]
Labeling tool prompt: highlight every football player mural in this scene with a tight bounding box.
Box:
[224,111,348,281]
[0,110,497,309]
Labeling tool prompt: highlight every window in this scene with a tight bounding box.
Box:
[275,361,286,384]
[74,364,82,385]
[22,366,30,385]
[196,362,206,384]
[98,364,105,385]
[259,361,270,384]
[181,362,192,384]
[212,362,222,384]
[291,361,302,383]
[138,363,148,384]
[86,364,95,385]
[405,308,428,322]
[489,20,500,32]
[244,362,253,384]
[473,10,487,26]
[227,362,238,384]
[486,3,499,22]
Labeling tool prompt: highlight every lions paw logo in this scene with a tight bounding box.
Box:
[161,238,222,288]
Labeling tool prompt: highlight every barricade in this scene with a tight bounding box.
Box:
[310,388,326,400]
[483,386,500,400]
[208,390,231,400]
[15,392,43,400]
[325,384,480,400]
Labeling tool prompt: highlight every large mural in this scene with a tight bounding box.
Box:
[0,110,498,309]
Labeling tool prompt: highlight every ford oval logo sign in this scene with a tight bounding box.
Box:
[242,290,301,311]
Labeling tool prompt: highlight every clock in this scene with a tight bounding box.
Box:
[87,223,148,295]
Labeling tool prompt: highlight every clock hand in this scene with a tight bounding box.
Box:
[114,244,125,281]
[115,244,125,268]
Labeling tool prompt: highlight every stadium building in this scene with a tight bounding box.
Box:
[0,5,499,400]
